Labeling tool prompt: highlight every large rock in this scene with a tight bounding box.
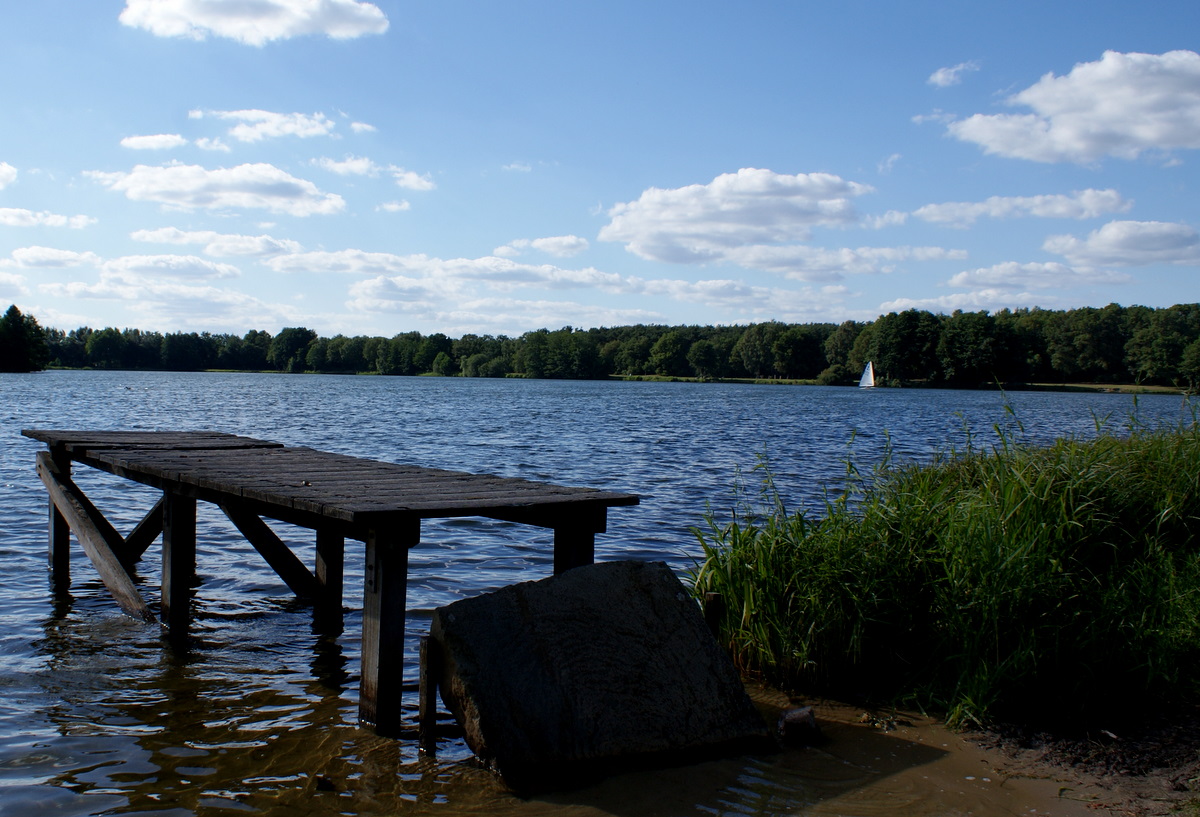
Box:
[429,560,773,794]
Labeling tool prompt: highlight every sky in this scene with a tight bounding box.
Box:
[2,1,1199,339]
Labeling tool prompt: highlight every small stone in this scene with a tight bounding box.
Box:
[777,706,823,747]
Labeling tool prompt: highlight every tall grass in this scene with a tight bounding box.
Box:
[691,407,1200,727]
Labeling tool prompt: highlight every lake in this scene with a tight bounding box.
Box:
[0,371,1192,816]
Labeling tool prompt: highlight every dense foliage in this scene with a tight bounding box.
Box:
[692,412,1200,728]
[0,305,49,373]
[9,301,1200,387]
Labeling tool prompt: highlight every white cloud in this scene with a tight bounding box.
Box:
[8,246,102,268]
[880,290,1048,314]
[119,0,388,46]
[914,189,1131,226]
[195,137,230,152]
[948,50,1200,163]
[721,244,967,282]
[928,61,980,87]
[87,163,345,216]
[0,271,27,297]
[350,121,377,133]
[503,162,532,172]
[0,162,17,189]
[391,168,436,191]
[315,155,381,176]
[130,226,302,256]
[121,133,189,150]
[494,235,590,258]
[208,109,336,142]
[104,254,241,280]
[946,261,1131,290]
[599,168,873,264]
[376,200,411,212]
[1043,220,1200,266]
[0,208,96,228]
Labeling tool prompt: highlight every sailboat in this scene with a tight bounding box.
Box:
[858,361,875,389]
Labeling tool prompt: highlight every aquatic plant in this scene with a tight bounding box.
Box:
[692,405,1200,728]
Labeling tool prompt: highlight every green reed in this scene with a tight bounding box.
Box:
[691,407,1200,727]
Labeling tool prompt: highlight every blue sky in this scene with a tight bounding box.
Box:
[2,1,1199,338]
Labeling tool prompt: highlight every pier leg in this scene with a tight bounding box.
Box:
[314,529,344,632]
[161,491,196,631]
[48,452,71,593]
[552,526,596,575]
[359,519,418,736]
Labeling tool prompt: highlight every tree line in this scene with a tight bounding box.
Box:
[4,302,1200,389]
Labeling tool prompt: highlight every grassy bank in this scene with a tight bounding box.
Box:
[692,409,1200,728]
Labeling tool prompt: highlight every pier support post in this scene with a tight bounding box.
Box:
[315,529,345,631]
[161,491,196,631]
[359,518,419,736]
[48,450,71,592]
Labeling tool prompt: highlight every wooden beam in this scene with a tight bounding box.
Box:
[418,635,440,755]
[314,529,344,630]
[34,452,156,623]
[359,518,419,736]
[123,496,164,559]
[219,503,318,600]
[162,490,196,631]
[553,524,596,575]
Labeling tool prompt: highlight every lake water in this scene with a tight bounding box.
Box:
[0,371,1192,817]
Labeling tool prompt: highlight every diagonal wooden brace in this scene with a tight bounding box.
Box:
[35,452,157,623]
[219,503,319,600]
[124,496,164,560]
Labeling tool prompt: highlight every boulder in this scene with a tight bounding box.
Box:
[429,560,773,794]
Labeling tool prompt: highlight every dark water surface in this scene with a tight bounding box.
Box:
[0,371,1192,816]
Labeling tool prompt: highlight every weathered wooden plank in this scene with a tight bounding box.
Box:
[360,518,419,736]
[219,503,318,599]
[162,491,196,630]
[34,452,156,623]
[123,496,164,559]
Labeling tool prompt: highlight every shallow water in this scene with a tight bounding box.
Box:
[0,371,1190,816]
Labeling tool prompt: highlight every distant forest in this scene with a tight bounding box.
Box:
[4,302,1200,389]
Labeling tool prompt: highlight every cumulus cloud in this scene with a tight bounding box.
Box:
[7,246,102,268]
[119,0,388,46]
[721,245,967,282]
[315,155,381,176]
[350,121,377,133]
[0,271,27,297]
[948,50,1200,163]
[87,163,345,216]
[494,235,590,258]
[103,254,241,280]
[928,61,980,87]
[130,226,302,256]
[880,290,1047,314]
[0,208,96,229]
[391,168,435,191]
[599,168,873,264]
[201,109,337,142]
[946,261,1131,290]
[1043,220,1200,266]
[914,189,1131,226]
[195,137,231,152]
[377,200,411,212]
[121,134,189,150]
[0,162,17,189]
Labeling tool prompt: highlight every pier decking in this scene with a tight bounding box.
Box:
[22,429,639,736]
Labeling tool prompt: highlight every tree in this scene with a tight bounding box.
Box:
[686,339,719,379]
[649,330,689,376]
[86,327,128,369]
[0,305,50,372]
[268,327,317,372]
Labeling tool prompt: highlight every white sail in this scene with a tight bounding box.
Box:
[858,361,875,389]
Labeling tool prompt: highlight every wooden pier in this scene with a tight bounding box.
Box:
[22,429,638,737]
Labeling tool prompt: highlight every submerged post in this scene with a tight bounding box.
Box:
[161,490,197,631]
[359,518,419,736]
[48,449,71,592]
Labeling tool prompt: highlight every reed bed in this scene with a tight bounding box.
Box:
[692,407,1200,728]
